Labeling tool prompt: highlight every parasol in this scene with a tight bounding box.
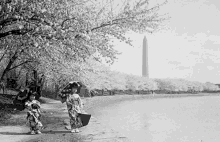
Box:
[60,81,80,94]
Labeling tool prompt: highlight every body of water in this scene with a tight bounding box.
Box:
[89,96,220,142]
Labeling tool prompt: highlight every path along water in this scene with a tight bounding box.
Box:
[88,96,220,142]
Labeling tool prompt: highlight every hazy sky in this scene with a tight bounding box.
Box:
[110,0,220,83]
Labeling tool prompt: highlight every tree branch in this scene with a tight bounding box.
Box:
[61,17,76,28]
[8,60,34,71]
[0,28,31,39]
[91,22,119,32]
[0,17,19,28]
[90,16,136,32]
[90,0,167,32]
[0,45,9,63]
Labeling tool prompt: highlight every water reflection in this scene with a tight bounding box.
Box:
[90,96,220,142]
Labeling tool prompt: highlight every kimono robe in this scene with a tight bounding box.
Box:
[25,100,43,131]
[66,93,83,129]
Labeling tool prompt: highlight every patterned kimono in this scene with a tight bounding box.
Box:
[66,93,83,129]
[25,100,43,131]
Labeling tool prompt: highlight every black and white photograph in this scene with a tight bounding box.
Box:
[0,0,220,141]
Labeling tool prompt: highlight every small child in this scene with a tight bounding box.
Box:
[25,92,43,135]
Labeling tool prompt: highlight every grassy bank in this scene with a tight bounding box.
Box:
[0,93,18,125]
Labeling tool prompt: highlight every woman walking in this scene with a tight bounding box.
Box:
[60,82,84,133]
[67,87,84,133]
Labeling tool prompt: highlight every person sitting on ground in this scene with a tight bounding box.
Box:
[25,92,43,135]
[13,88,30,111]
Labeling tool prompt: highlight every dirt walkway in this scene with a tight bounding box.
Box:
[25,96,132,142]
[0,99,68,142]
[0,96,132,142]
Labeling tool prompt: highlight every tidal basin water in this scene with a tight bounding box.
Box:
[89,95,220,142]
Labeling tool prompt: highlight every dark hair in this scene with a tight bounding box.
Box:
[31,103,40,109]
[27,91,36,101]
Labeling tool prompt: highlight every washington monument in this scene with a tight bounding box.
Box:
[142,36,149,78]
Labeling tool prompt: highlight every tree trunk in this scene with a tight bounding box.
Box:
[26,72,29,87]
[0,53,18,81]
[55,83,59,99]
[0,49,21,81]
[39,75,45,97]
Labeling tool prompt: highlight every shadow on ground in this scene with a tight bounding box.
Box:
[41,130,72,134]
[0,132,30,135]
[0,130,72,135]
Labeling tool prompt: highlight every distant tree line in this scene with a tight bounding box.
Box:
[1,55,219,97]
[80,68,220,96]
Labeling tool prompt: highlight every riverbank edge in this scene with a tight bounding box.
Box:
[83,93,220,112]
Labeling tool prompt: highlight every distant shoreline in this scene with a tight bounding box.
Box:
[83,93,220,112]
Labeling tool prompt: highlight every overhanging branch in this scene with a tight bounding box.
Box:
[91,22,118,32]
[8,60,35,71]
[0,17,19,28]
[0,29,32,39]
[61,17,76,28]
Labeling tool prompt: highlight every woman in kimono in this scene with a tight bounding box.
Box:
[60,82,84,133]
[25,92,43,134]
[66,87,84,133]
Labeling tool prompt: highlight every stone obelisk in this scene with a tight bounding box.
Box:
[142,36,149,78]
